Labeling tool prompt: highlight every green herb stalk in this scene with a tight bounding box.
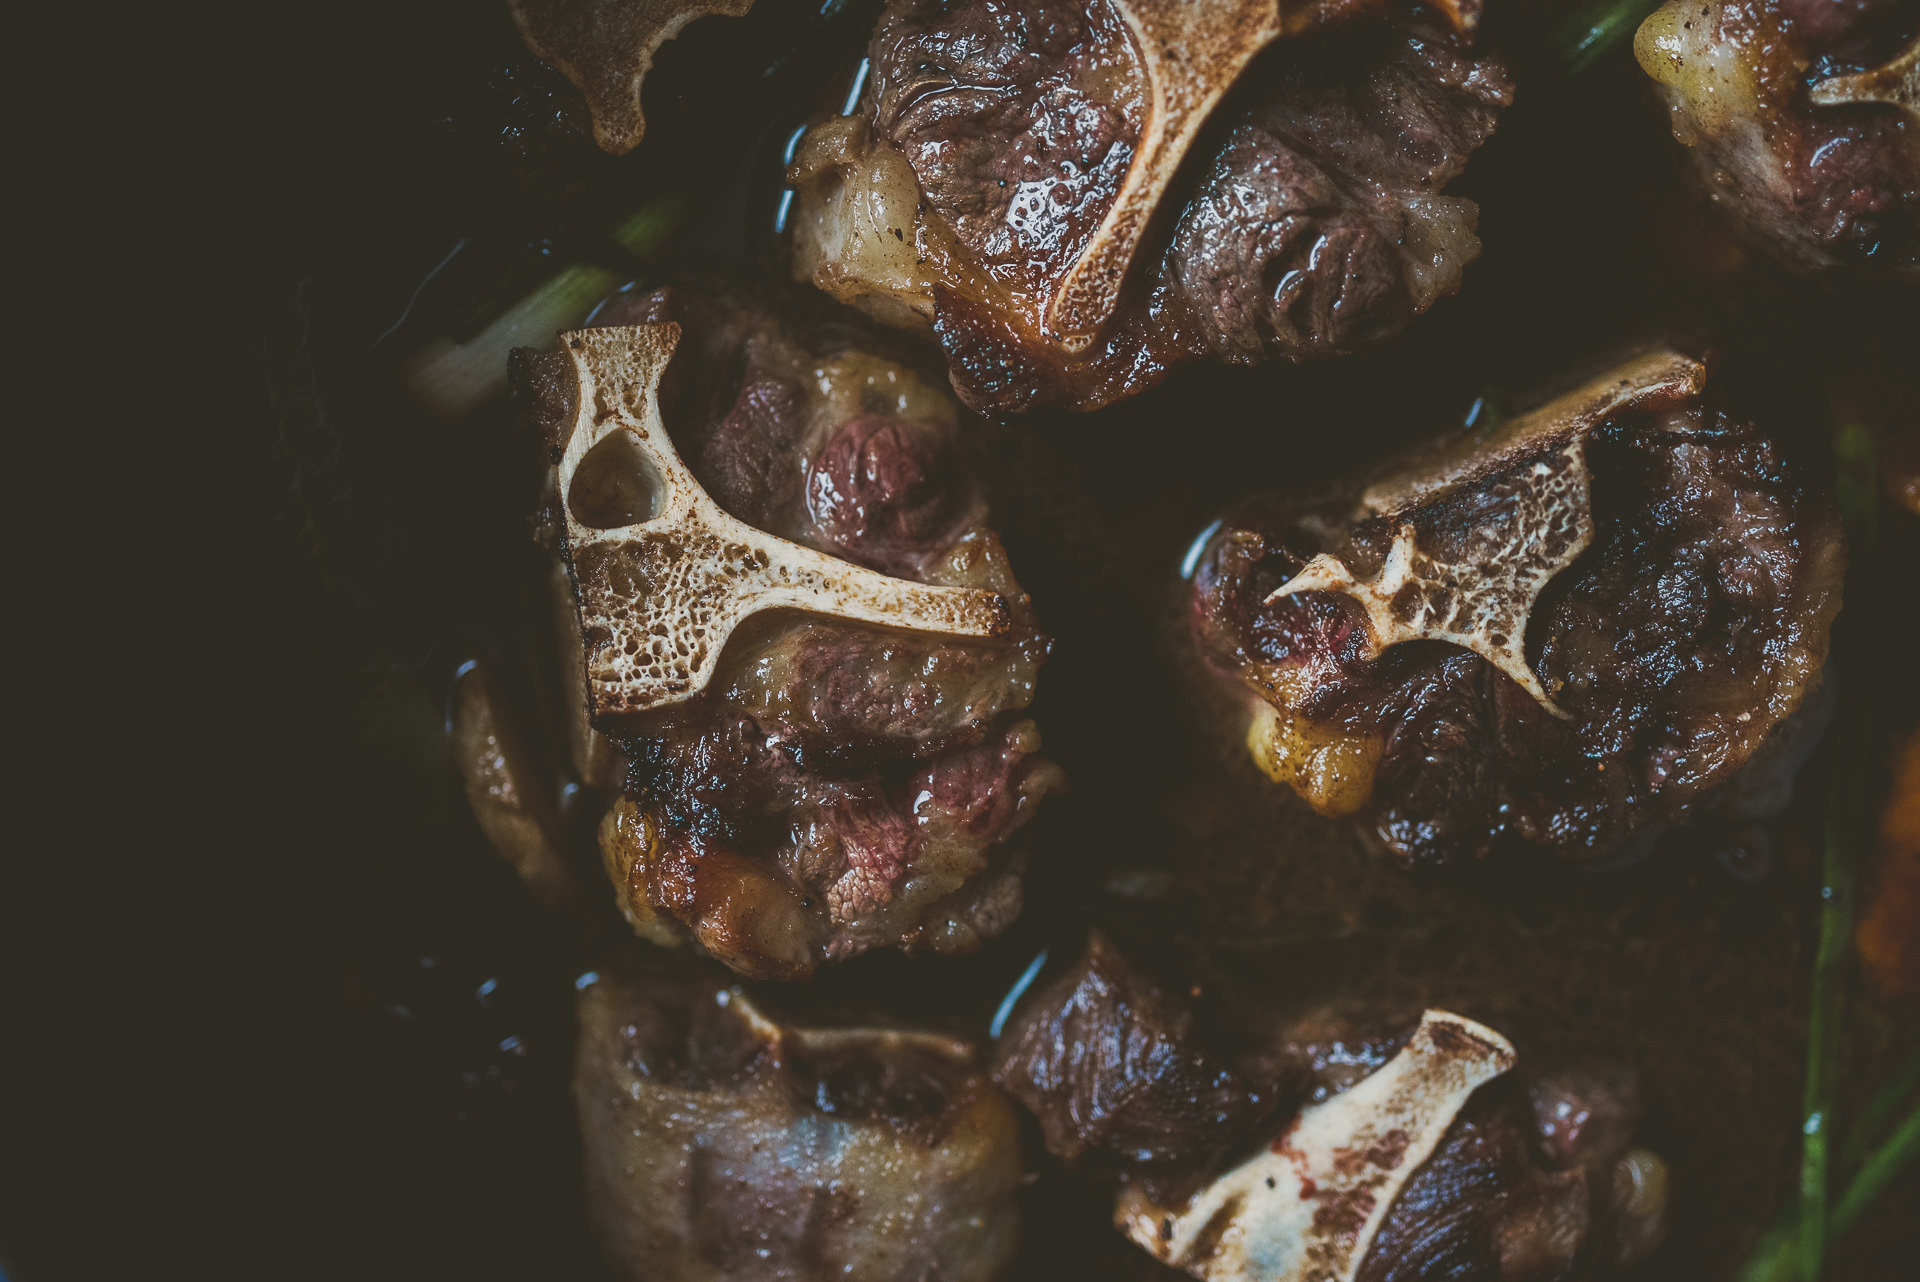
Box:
[1551,0,1664,74]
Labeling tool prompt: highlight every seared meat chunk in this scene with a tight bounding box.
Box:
[791,1,1509,412]
[1190,351,1844,869]
[995,939,1667,1280]
[519,286,1061,978]
[1357,1068,1659,1282]
[1238,1006,1409,1106]
[873,0,1147,317]
[1635,0,1919,275]
[992,932,1263,1168]
[576,967,1023,1281]
[1160,24,1501,368]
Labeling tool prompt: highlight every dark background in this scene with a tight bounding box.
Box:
[4,1,1916,1279]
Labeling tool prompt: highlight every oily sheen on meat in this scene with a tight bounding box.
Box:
[1636,0,1919,276]
[1189,352,1845,869]
[518,285,1061,979]
[576,966,1022,1281]
[790,0,1511,411]
[992,935,1670,1281]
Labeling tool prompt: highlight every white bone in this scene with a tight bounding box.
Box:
[1116,1010,1516,1282]
[1808,35,1919,122]
[555,323,1009,720]
[1041,0,1489,350]
[1043,0,1289,351]
[510,0,758,154]
[1265,350,1708,719]
[1271,443,1592,718]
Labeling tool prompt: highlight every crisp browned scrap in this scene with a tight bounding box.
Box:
[1809,35,1919,122]
[552,323,1009,723]
[1115,1011,1516,1282]
[1266,351,1707,718]
[509,0,757,154]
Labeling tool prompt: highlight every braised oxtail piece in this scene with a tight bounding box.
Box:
[1190,349,1845,869]
[1635,0,1919,276]
[790,0,1510,412]
[993,938,1670,1282]
[576,967,1022,1281]
[516,287,1061,978]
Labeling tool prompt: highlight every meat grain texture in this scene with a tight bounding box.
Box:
[992,937,1668,1280]
[791,0,1511,411]
[1191,355,1846,869]
[519,285,1062,978]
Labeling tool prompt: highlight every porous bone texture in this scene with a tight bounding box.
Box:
[789,1,1509,411]
[575,967,1022,1280]
[992,937,1658,1281]
[552,321,1009,719]
[1190,353,1845,869]
[517,285,1061,978]
[1116,1011,1516,1282]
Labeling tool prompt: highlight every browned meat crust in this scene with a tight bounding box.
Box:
[1636,0,1920,275]
[992,932,1265,1169]
[791,2,1509,412]
[1189,353,1845,869]
[518,286,1062,978]
[992,937,1664,1280]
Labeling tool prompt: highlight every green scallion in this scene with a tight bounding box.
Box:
[611,197,688,261]
[1551,0,1664,74]
[404,263,619,420]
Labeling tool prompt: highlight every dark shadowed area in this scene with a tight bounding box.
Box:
[4,2,1915,1281]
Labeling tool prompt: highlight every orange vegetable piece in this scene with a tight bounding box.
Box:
[1858,726,1920,999]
